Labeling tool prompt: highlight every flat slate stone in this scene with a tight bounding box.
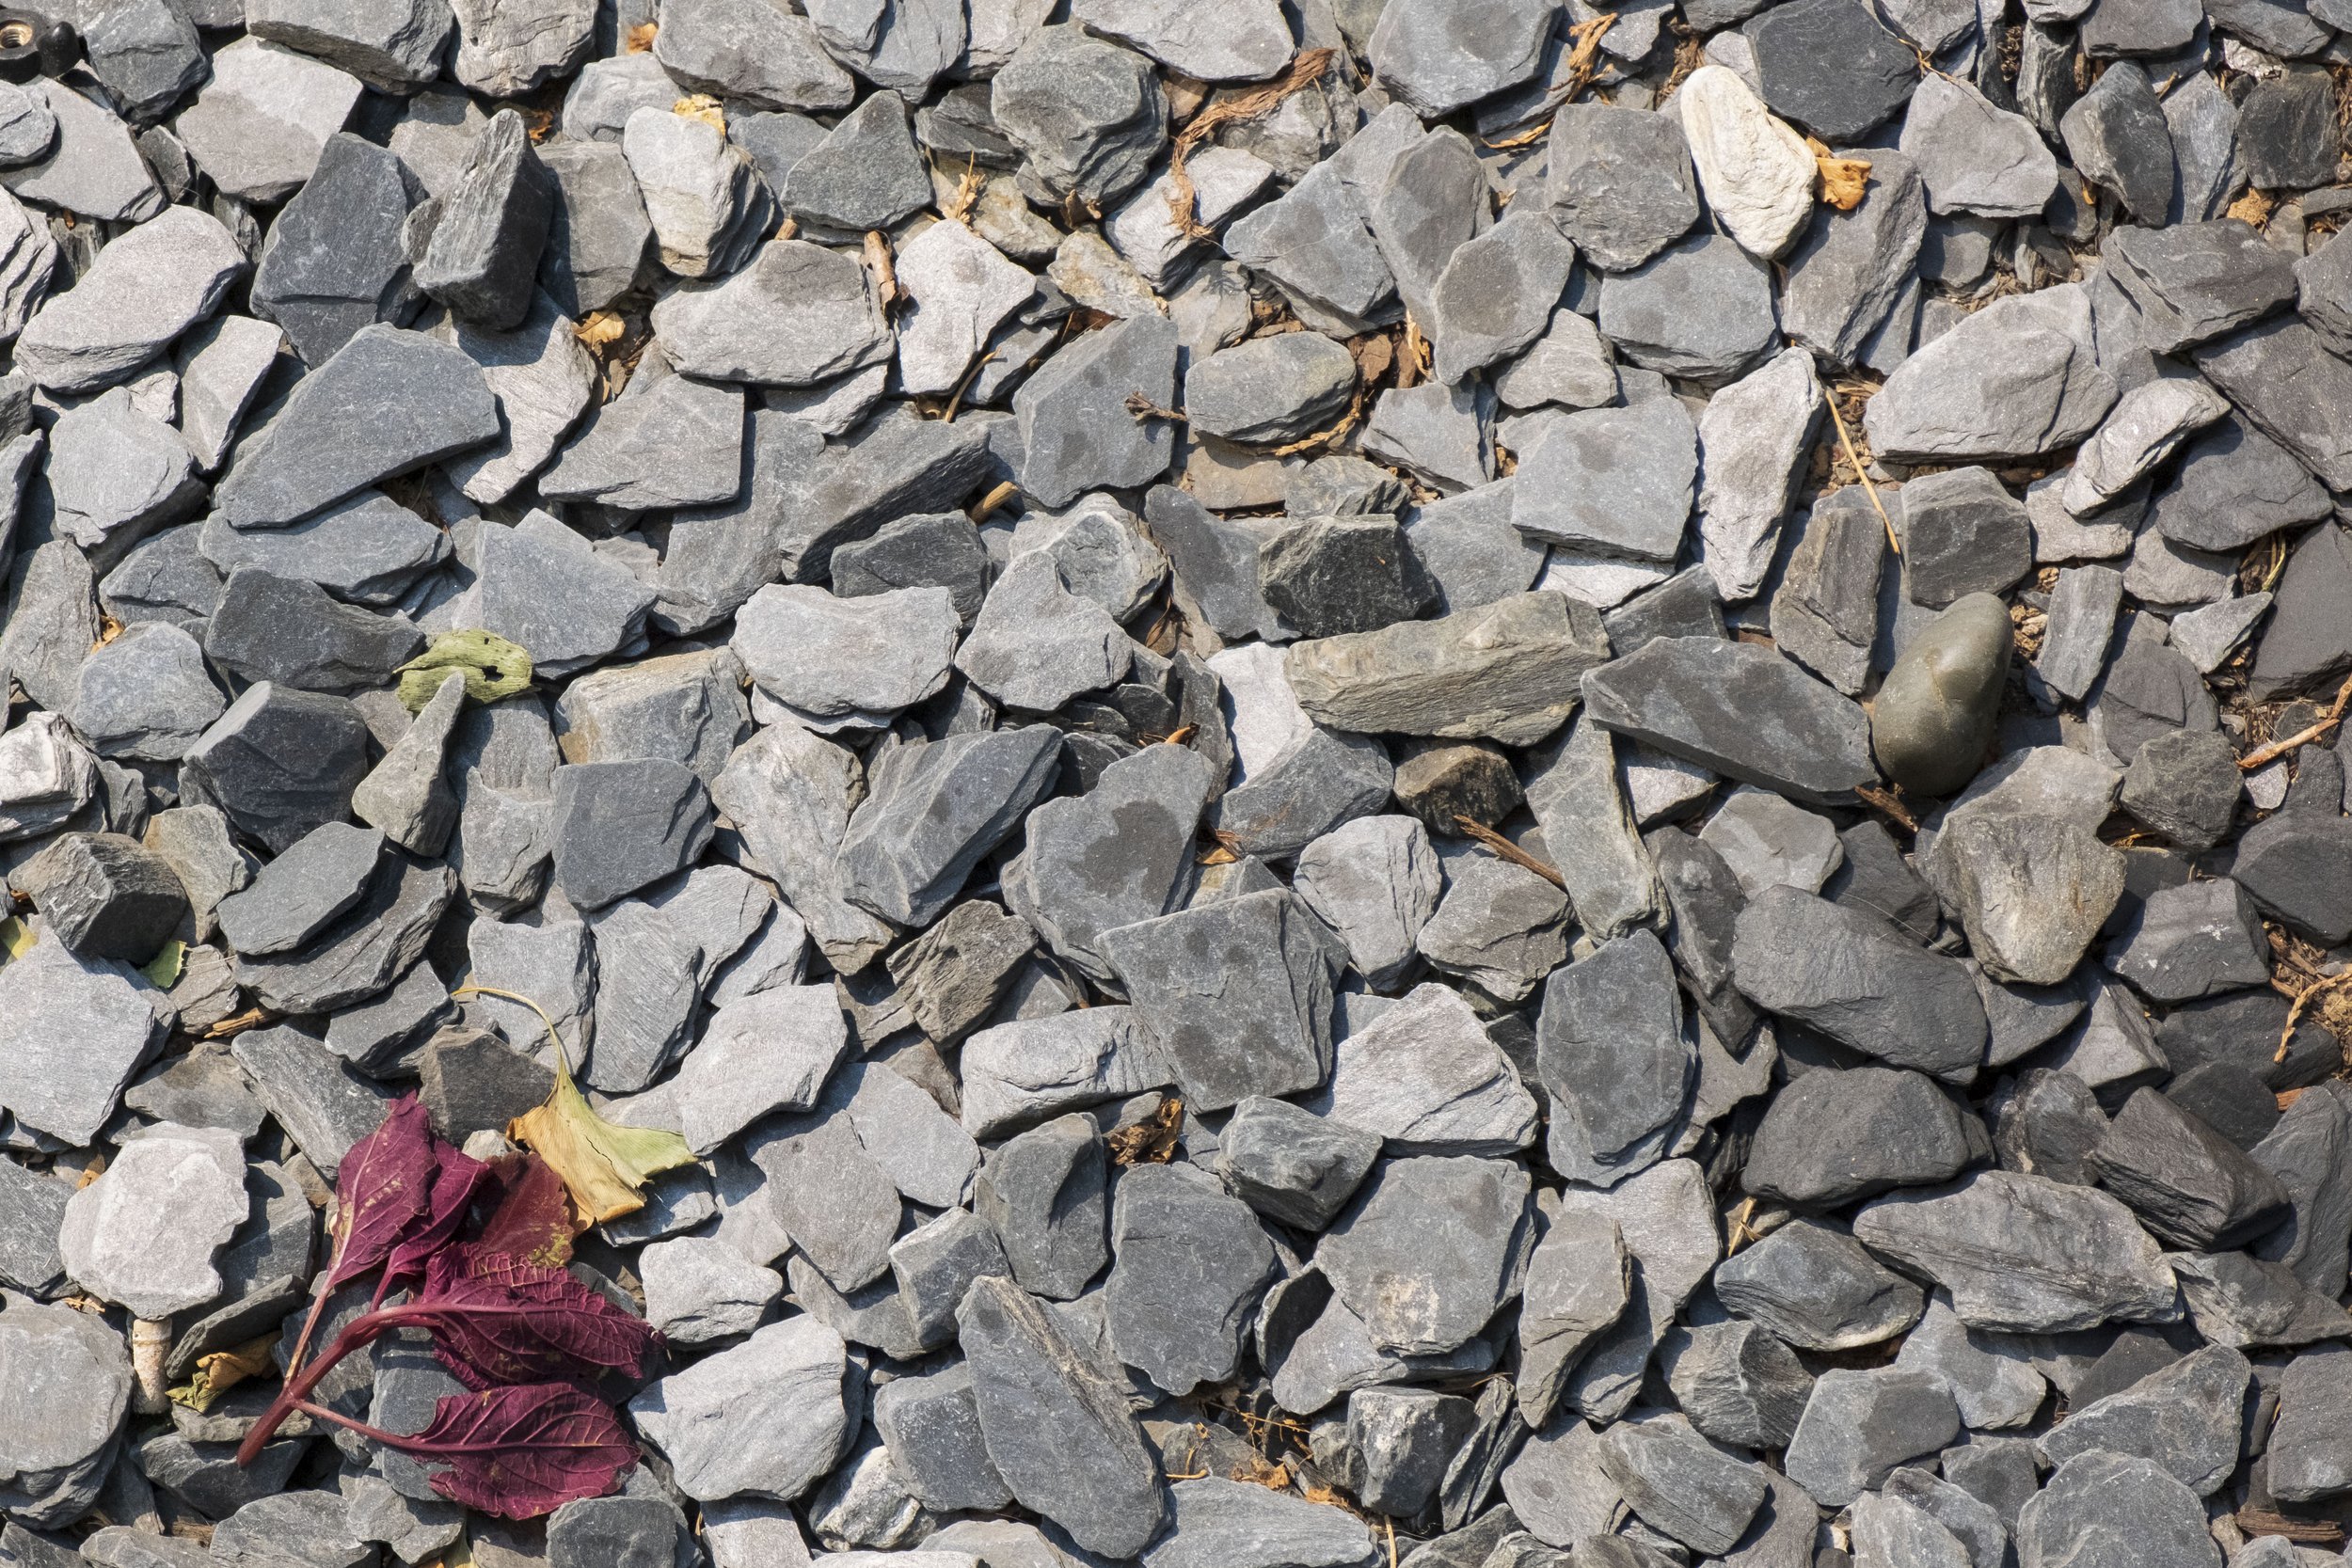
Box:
[214,325,500,529]
[958,1276,1166,1557]
[1543,101,1701,273]
[1851,1170,2179,1333]
[1318,1155,1532,1355]
[1099,887,1336,1113]
[1582,636,1878,805]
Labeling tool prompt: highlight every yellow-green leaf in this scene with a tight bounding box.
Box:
[0,916,33,965]
[452,983,696,1224]
[394,630,534,714]
[141,939,185,990]
[167,1333,278,1413]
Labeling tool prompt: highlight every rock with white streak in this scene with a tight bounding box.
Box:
[1313,981,1537,1153]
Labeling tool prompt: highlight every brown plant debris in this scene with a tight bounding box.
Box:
[1164,48,1339,239]
[1106,1095,1185,1165]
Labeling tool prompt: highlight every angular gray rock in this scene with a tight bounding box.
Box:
[2014,1452,2219,1568]
[1513,399,1696,565]
[838,727,1063,929]
[1318,1155,1531,1355]
[959,1275,1167,1556]
[214,325,500,529]
[1543,102,1700,273]
[1283,592,1610,750]
[1214,1096,1381,1232]
[14,206,245,394]
[1715,1218,1925,1351]
[1104,1162,1278,1396]
[1583,637,1878,804]
[1100,888,1336,1113]
[628,1317,853,1503]
[1852,1170,2179,1333]
[59,1121,247,1320]
[1316,980,1536,1153]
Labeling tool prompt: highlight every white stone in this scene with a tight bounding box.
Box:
[1676,66,1816,261]
[895,218,1036,397]
[59,1122,247,1320]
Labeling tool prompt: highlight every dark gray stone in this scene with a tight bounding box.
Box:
[1733,886,1986,1078]
[548,760,714,912]
[1783,1368,1962,1508]
[180,683,373,855]
[1537,929,1694,1185]
[976,1114,1108,1301]
[1584,637,1877,805]
[1105,1162,1278,1395]
[1099,889,1336,1113]
[2058,63,2175,225]
[1015,314,1180,509]
[2087,1085,2292,1250]
[2035,1342,2250,1495]
[13,832,186,962]
[1214,1096,1382,1232]
[959,1275,1166,1557]
[1744,1066,1979,1209]
[1745,0,1918,141]
[839,726,1063,929]
[214,325,500,529]
[1599,1416,1770,1556]
[1317,1155,1532,1355]
[2015,1452,2219,1568]
[1851,1170,2180,1333]
[1543,101,1700,273]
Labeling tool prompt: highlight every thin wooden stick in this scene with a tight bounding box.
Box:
[2238,671,2352,771]
[1164,49,1338,239]
[1452,816,1567,890]
[1824,392,1899,555]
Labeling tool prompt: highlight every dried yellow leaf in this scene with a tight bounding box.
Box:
[1806,136,1870,210]
[624,21,657,51]
[574,311,627,351]
[169,1334,278,1413]
[456,984,697,1224]
[673,93,724,131]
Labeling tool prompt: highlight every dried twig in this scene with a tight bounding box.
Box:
[1164,48,1339,239]
[2277,968,2352,1063]
[941,154,985,226]
[1854,784,1919,832]
[2239,671,2352,771]
[940,352,993,423]
[202,1006,276,1039]
[1125,391,1185,423]
[1481,15,1616,147]
[2239,1512,2344,1545]
[1452,816,1567,889]
[863,230,900,311]
[967,479,1019,523]
[1823,390,1899,554]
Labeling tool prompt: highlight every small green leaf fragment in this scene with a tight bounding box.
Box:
[141,939,185,990]
[394,630,534,714]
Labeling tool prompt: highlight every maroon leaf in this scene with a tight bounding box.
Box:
[469,1152,579,1269]
[383,1144,492,1288]
[413,1249,660,1389]
[404,1384,636,1518]
[325,1094,439,1292]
